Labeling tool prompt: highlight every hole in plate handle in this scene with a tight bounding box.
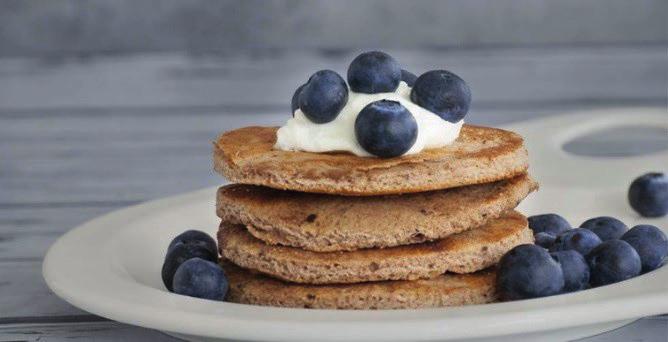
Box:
[562,125,668,157]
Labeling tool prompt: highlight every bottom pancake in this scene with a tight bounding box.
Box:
[219,211,532,284]
[223,261,497,310]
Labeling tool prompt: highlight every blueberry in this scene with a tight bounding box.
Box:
[354,100,418,158]
[172,258,229,300]
[587,240,641,287]
[534,232,556,249]
[291,83,306,115]
[401,69,418,87]
[347,51,401,93]
[298,70,348,124]
[527,214,571,236]
[167,230,218,257]
[580,216,628,241]
[410,70,471,123]
[628,172,668,217]
[550,228,602,256]
[550,250,590,292]
[497,244,564,301]
[621,224,668,272]
[162,243,217,291]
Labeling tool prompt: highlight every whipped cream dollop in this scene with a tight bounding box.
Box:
[275,82,463,157]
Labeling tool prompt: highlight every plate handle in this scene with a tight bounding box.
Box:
[504,108,668,188]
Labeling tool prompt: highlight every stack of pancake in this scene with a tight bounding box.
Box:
[213,125,537,309]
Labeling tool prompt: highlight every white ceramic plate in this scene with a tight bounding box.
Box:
[43,109,668,342]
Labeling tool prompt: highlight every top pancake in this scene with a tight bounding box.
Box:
[213,125,528,195]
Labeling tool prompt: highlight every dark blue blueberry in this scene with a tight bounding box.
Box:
[347,51,401,93]
[621,224,668,272]
[527,214,571,236]
[354,100,418,158]
[410,70,471,123]
[534,232,556,249]
[550,228,602,256]
[628,172,668,217]
[587,240,641,287]
[172,258,228,301]
[298,70,348,124]
[580,216,627,241]
[291,83,306,115]
[167,230,218,257]
[401,69,418,87]
[550,250,590,292]
[162,243,217,291]
[497,244,564,301]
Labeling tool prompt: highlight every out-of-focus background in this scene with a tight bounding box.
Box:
[1,1,666,341]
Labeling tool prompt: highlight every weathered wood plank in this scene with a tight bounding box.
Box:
[1,0,666,56]
[0,205,130,261]
[0,321,180,341]
[0,111,282,204]
[3,105,666,206]
[583,317,668,342]
[0,261,88,318]
[0,47,665,110]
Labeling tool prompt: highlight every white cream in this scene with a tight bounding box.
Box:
[275,82,463,157]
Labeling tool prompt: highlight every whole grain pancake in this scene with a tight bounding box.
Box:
[217,174,537,252]
[213,125,528,195]
[219,211,532,284]
[222,261,497,310]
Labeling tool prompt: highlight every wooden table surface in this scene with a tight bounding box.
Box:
[1,45,667,341]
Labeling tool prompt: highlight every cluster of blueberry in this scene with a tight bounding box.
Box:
[498,172,668,301]
[291,51,471,157]
[161,230,228,300]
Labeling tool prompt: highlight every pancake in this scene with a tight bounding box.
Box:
[217,174,537,252]
[213,125,528,195]
[218,211,532,284]
[223,261,497,310]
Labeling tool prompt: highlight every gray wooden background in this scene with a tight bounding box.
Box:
[1,1,667,341]
[1,0,666,56]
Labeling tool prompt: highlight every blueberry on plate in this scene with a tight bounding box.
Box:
[172,258,229,300]
[628,172,668,217]
[497,244,564,301]
[347,51,401,94]
[167,230,218,257]
[621,224,668,272]
[400,69,418,87]
[291,83,306,115]
[550,250,590,292]
[550,228,602,256]
[162,243,217,291]
[579,216,627,241]
[527,213,570,236]
[355,100,418,158]
[534,232,556,249]
[298,70,349,124]
[410,70,471,123]
[587,240,641,287]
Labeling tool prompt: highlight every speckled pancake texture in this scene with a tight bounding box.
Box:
[217,174,537,251]
[218,211,532,284]
[222,261,497,310]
